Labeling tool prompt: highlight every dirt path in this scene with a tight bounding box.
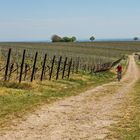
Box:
[0,55,139,140]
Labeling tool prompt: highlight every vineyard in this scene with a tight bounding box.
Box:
[1,1,140,138]
[0,42,125,83]
[0,41,140,134]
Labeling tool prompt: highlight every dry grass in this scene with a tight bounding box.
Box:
[0,71,115,128]
[107,64,140,140]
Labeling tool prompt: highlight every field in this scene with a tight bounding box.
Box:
[0,41,140,67]
[0,41,140,135]
[1,41,140,61]
[1,41,134,83]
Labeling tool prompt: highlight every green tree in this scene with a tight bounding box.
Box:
[90,36,95,42]
[62,36,77,42]
[51,35,77,42]
[71,36,77,42]
[62,37,71,42]
[134,37,139,41]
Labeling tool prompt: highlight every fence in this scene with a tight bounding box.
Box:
[0,48,123,83]
[135,53,140,61]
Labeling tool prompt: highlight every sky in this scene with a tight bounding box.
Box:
[0,0,140,41]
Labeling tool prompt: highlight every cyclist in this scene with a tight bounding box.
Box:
[116,63,122,81]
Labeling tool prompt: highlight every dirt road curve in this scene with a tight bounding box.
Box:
[0,55,139,140]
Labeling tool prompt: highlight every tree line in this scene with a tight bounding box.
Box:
[51,34,139,42]
[51,35,77,42]
[51,35,95,42]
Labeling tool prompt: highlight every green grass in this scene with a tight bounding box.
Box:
[0,71,115,128]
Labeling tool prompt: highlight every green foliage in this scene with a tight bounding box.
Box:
[62,37,72,42]
[134,37,139,41]
[71,36,77,42]
[90,36,95,41]
[51,35,76,42]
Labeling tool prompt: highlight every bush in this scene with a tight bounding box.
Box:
[51,35,76,42]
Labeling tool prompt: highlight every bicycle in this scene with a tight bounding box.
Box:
[117,71,122,81]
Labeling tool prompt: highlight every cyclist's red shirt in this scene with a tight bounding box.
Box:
[117,65,122,72]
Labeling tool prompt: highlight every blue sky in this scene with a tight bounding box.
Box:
[0,0,140,41]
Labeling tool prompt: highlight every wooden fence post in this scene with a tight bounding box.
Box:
[40,53,47,81]
[19,50,26,83]
[31,52,38,82]
[87,64,90,72]
[139,55,140,61]
[76,57,80,73]
[49,55,55,80]
[67,58,72,78]
[56,56,62,80]
[4,48,11,81]
[62,57,67,79]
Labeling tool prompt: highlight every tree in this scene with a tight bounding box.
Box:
[90,36,95,42]
[51,35,62,42]
[134,37,139,41]
[71,36,77,42]
[51,35,77,42]
[62,37,71,42]
[62,36,77,42]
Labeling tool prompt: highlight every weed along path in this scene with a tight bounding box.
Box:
[0,55,139,140]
